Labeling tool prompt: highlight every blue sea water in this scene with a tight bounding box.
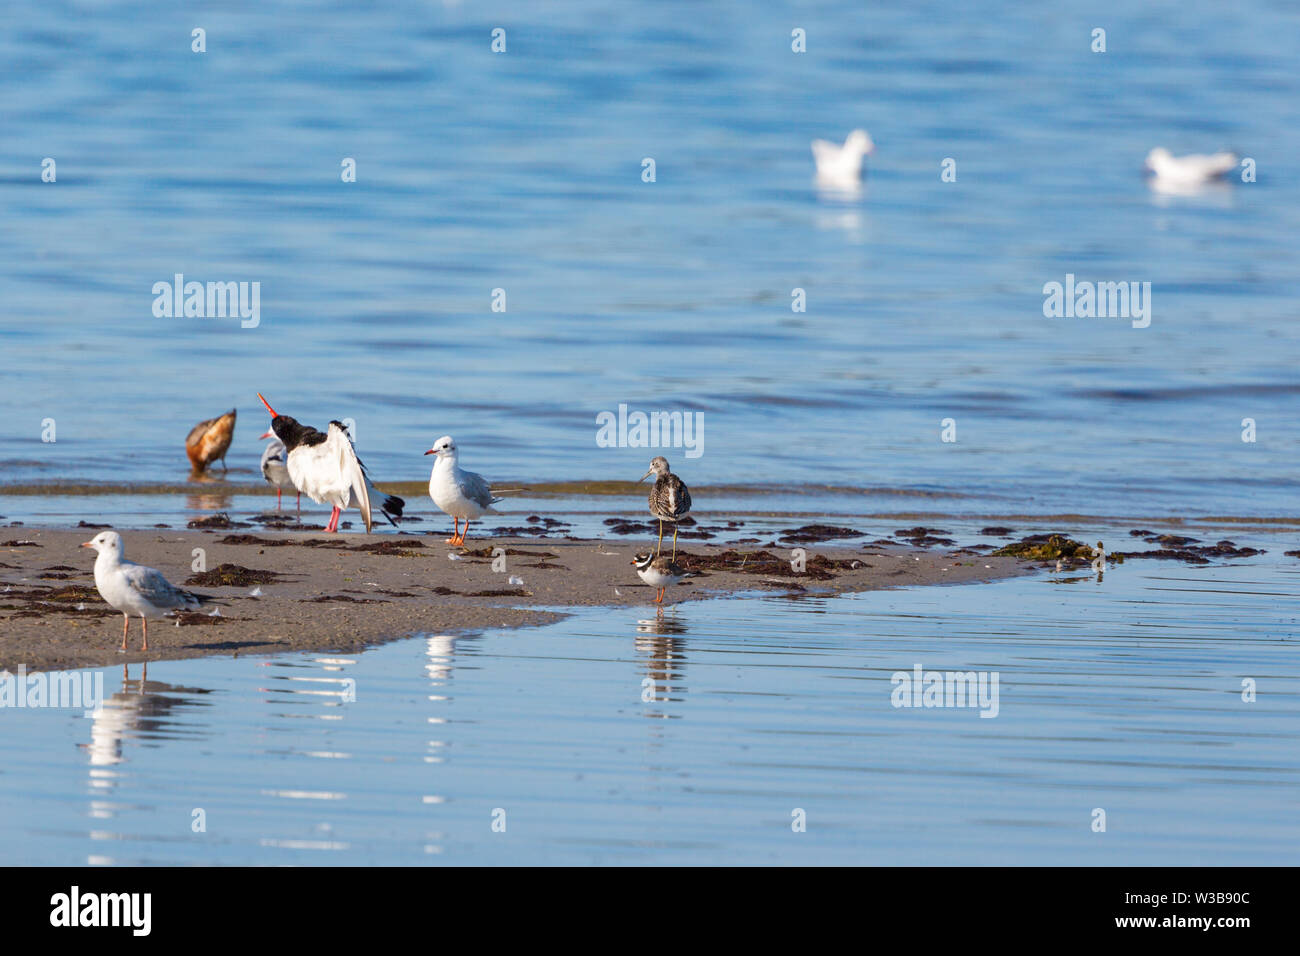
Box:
[1,1,1299,518]
[1,4,1298,867]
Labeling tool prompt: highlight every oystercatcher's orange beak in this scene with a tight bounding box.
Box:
[257,393,277,417]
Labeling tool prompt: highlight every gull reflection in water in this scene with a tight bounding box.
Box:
[814,183,867,242]
[255,656,361,854]
[422,635,461,856]
[1148,177,1235,208]
[81,662,213,864]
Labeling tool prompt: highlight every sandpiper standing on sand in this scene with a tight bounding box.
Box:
[640,456,691,558]
[631,552,690,605]
[425,435,502,546]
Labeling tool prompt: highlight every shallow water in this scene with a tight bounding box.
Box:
[2,528,1295,865]
[2,2,1300,518]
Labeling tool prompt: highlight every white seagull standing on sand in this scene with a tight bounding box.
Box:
[425,435,502,546]
[81,531,216,651]
[1145,148,1239,188]
[812,129,874,187]
[259,431,301,514]
[257,393,404,533]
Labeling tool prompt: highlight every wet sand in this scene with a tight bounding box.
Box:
[0,527,1030,671]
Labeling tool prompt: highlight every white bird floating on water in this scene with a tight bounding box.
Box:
[811,129,874,188]
[81,531,217,652]
[425,435,502,546]
[1145,147,1239,190]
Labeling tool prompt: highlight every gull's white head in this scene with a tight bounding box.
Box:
[80,530,123,558]
[424,435,457,459]
[1145,147,1173,170]
[846,129,875,156]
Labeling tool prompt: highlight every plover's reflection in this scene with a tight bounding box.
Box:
[635,614,688,718]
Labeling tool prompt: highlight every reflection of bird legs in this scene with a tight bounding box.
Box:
[276,488,282,511]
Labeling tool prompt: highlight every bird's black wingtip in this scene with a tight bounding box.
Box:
[381,495,406,526]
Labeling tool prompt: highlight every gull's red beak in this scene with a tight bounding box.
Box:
[79,541,92,548]
[257,393,277,417]
[424,448,436,455]
[259,430,274,440]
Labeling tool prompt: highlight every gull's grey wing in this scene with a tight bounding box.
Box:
[120,563,198,611]
[461,469,500,509]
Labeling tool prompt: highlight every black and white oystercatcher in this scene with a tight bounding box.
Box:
[257,393,404,533]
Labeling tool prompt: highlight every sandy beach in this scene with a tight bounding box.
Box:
[0,525,1032,672]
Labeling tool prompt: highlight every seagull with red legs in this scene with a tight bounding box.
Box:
[259,430,301,515]
[256,393,404,533]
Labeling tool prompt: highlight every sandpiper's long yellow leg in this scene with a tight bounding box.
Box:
[655,520,665,556]
[671,525,679,560]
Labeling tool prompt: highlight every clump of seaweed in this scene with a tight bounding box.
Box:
[185,564,283,586]
[779,524,863,543]
[187,513,251,530]
[993,534,1098,563]
[894,527,957,547]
